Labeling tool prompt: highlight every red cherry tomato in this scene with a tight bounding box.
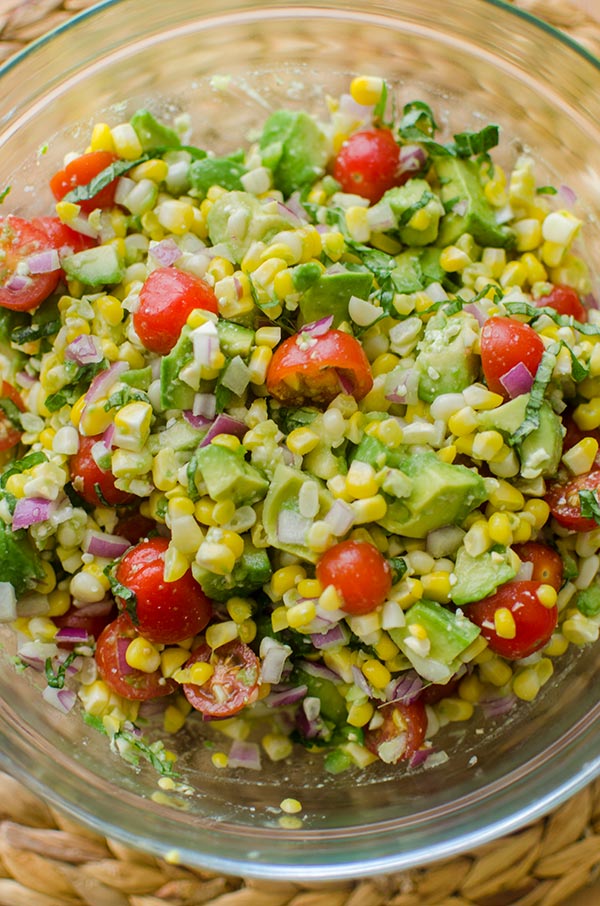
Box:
[465,580,557,660]
[0,381,25,452]
[114,537,213,645]
[266,329,373,407]
[54,602,117,647]
[31,216,97,256]
[50,150,119,214]
[69,434,133,507]
[545,469,600,532]
[560,412,600,468]
[95,614,177,701]
[333,128,405,203]
[183,640,261,718]
[114,511,156,545]
[512,541,564,590]
[537,284,587,322]
[418,676,461,705]
[0,216,62,311]
[133,267,219,355]
[364,700,427,763]
[479,316,545,398]
[315,540,392,615]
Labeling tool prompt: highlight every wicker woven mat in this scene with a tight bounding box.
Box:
[1,1,600,904]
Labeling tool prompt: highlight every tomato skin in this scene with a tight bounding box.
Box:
[537,284,587,322]
[115,537,213,645]
[70,434,133,507]
[133,267,219,355]
[364,700,427,763]
[545,469,600,532]
[333,128,404,203]
[266,328,373,407]
[316,540,392,615]
[480,316,545,397]
[0,381,24,452]
[50,151,119,213]
[31,216,96,256]
[95,614,177,700]
[0,216,61,311]
[114,511,156,546]
[513,542,564,590]
[183,641,261,718]
[466,580,557,660]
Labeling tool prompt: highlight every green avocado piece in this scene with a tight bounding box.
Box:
[293,664,347,724]
[574,580,600,617]
[389,599,480,683]
[262,463,333,563]
[378,179,444,246]
[192,543,271,602]
[478,394,530,435]
[192,444,268,507]
[298,269,373,326]
[259,110,329,197]
[130,109,182,151]
[216,320,255,358]
[0,523,45,597]
[159,327,195,411]
[436,157,514,248]
[392,247,446,294]
[62,245,125,287]
[189,152,246,196]
[518,401,564,479]
[415,312,479,402]
[207,190,289,263]
[450,546,518,606]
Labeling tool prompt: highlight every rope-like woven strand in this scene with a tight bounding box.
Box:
[1,1,600,904]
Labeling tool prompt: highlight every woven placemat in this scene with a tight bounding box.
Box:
[1,1,600,904]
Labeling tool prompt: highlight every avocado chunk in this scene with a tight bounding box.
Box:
[574,579,600,617]
[62,245,125,287]
[159,326,195,411]
[389,599,480,683]
[298,268,373,326]
[415,311,479,402]
[191,444,268,507]
[192,543,271,602]
[130,109,182,151]
[216,320,255,358]
[451,546,518,606]
[518,401,564,479]
[189,151,246,196]
[478,394,530,436]
[262,463,333,563]
[391,247,446,294]
[436,157,514,248]
[206,190,290,263]
[352,438,487,538]
[293,663,347,724]
[0,523,45,597]
[376,179,444,246]
[259,110,329,197]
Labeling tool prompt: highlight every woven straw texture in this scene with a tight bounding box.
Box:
[1,1,600,904]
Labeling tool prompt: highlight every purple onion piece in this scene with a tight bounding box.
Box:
[301,314,334,337]
[84,529,132,560]
[310,623,350,651]
[499,361,534,399]
[386,671,424,704]
[228,740,262,770]
[26,249,60,274]
[84,360,129,407]
[297,659,343,684]
[336,369,355,395]
[462,301,488,327]
[12,497,57,530]
[265,684,308,708]
[183,411,213,430]
[65,334,103,366]
[55,627,91,645]
[199,414,247,448]
[150,238,181,266]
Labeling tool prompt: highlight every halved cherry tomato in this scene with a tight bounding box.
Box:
[54,602,117,648]
[69,434,133,507]
[114,537,213,645]
[418,676,461,705]
[316,539,392,615]
[95,614,177,700]
[266,328,373,407]
[0,216,61,311]
[50,150,119,214]
[0,381,24,451]
[536,284,587,322]
[183,640,261,718]
[114,511,156,546]
[480,316,545,397]
[513,542,564,590]
[133,266,219,355]
[545,469,600,532]
[32,216,96,256]
[364,700,427,763]
[333,128,404,203]
[465,580,557,660]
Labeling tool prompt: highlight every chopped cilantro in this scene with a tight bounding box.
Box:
[64,156,151,203]
[579,489,600,526]
[45,652,78,689]
[510,342,560,445]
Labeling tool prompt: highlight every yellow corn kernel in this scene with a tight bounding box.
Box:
[471,430,505,462]
[487,511,513,547]
[522,498,551,530]
[478,656,513,687]
[219,530,244,560]
[500,260,527,289]
[163,704,187,734]
[448,406,479,436]
[574,398,600,432]
[248,346,273,385]
[70,394,87,428]
[512,668,541,702]
[79,402,114,436]
[562,612,599,646]
[420,571,452,603]
[347,701,375,728]
[371,353,399,377]
[96,294,123,326]
[189,662,215,686]
[193,497,218,527]
[488,480,525,511]
[56,200,81,224]
[374,635,399,662]
[155,199,195,235]
[210,434,241,452]
[100,339,120,362]
[47,588,71,617]
[437,444,457,464]
[126,637,161,673]
[543,632,569,657]
[213,499,237,525]
[436,697,475,722]
[286,599,317,629]
[541,240,566,268]
[238,619,257,644]
[206,256,235,282]
[321,231,345,261]
[79,680,112,715]
[512,516,533,544]
[563,437,599,475]
[196,542,236,575]
[263,734,294,762]
[38,428,56,450]
[494,606,516,639]
[163,546,190,583]
[271,606,289,633]
[168,496,196,519]
[297,578,323,599]
[362,659,391,689]
[271,565,307,598]
[319,583,343,612]
[512,218,542,252]
[205,620,238,649]
[227,597,253,624]
[345,460,379,499]
[521,252,547,285]
[161,647,191,678]
[458,673,485,703]
[345,206,370,243]
[483,167,507,207]
[111,123,143,159]
[286,427,320,456]
[537,584,558,609]
[89,122,115,152]
[350,75,385,106]
[130,158,168,183]
[254,326,281,349]
[350,494,387,524]
[440,246,471,272]
[463,520,491,557]
[211,751,229,769]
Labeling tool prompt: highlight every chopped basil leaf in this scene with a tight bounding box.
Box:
[0,451,47,488]
[452,124,499,160]
[510,342,559,445]
[105,567,138,624]
[112,729,179,777]
[11,319,60,345]
[504,299,600,335]
[83,712,107,734]
[0,186,10,204]
[45,652,78,689]
[0,397,23,429]
[373,80,390,125]
[104,387,149,410]
[537,185,558,195]
[562,341,589,382]
[388,556,407,584]
[64,156,151,204]
[579,490,600,525]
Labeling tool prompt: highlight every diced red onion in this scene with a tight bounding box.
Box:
[84,528,131,560]
[515,560,534,581]
[297,659,343,684]
[116,637,136,675]
[352,665,375,698]
[277,510,312,544]
[26,249,60,274]
[462,302,488,327]
[183,411,213,430]
[480,694,517,718]
[260,638,292,684]
[310,624,349,651]
[12,497,57,530]
[295,708,323,739]
[277,194,309,226]
[338,92,374,121]
[228,739,262,770]
[103,423,115,448]
[583,293,599,311]
[386,671,424,704]
[233,276,244,300]
[323,499,355,537]
[42,684,77,714]
[265,684,308,708]
[84,360,129,407]
[55,627,91,645]
[16,371,36,387]
[193,392,217,419]
[499,361,534,398]
[199,414,247,448]
[65,334,103,366]
[4,274,32,292]
[302,315,333,337]
[558,184,577,207]
[150,238,181,266]
[71,599,113,617]
[336,369,355,395]
[409,746,436,768]
[398,143,427,175]
[18,640,58,671]
[386,368,420,406]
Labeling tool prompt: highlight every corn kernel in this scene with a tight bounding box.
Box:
[345,460,379,499]
[487,511,513,547]
[126,637,161,673]
[96,294,123,326]
[440,246,471,272]
[472,430,505,462]
[347,701,374,728]
[562,612,599,646]
[512,668,541,702]
[271,565,307,598]
[500,260,527,289]
[227,598,253,624]
[350,494,387,524]
[523,498,551,530]
[521,252,547,284]
[448,406,479,436]
[205,621,238,649]
[163,704,187,734]
[271,606,289,632]
[161,647,191,678]
[512,516,533,543]
[437,444,457,464]
[362,659,391,689]
[512,218,542,252]
[319,583,344,611]
[537,584,558,609]
[47,588,70,617]
[374,634,399,661]
[543,632,569,658]
[90,122,115,152]
[350,75,385,106]
[574,399,600,432]
[213,499,237,525]
[478,656,513,687]
[563,437,599,475]
[206,256,235,281]
[436,697,475,722]
[420,571,452,603]
[296,578,322,598]
[248,345,273,385]
[345,206,370,243]
[287,600,317,629]
[494,606,516,639]
[163,546,191,583]
[188,662,215,685]
[286,427,320,456]
[458,673,485,703]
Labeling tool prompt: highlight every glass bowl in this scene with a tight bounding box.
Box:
[1,0,600,881]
